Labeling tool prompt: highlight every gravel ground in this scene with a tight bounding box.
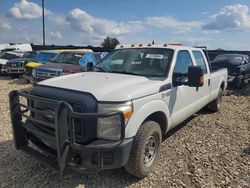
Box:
[0,76,249,188]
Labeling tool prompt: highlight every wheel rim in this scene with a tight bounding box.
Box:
[144,134,158,167]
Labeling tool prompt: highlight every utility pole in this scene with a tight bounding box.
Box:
[42,0,45,46]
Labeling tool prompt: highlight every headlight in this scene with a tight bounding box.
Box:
[97,102,133,140]
[32,69,36,77]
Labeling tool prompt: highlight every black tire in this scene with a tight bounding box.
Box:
[125,121,162,178]
[234,75,245,89]
[209,88,223,112]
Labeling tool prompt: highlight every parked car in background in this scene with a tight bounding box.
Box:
[10,45,227,178]
[211,54,250,88]
[23,50,60,82]
[0,43,32,52]
[31,51,106,83]
[6,51,37,78]
[0,51,24,75]
[93,51,109,62]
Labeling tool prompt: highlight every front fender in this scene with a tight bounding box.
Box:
[125,98,170,138]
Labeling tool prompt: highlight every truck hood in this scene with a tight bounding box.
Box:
[39,72,164,101]
[37,63,82,72]
[8,58,31,63]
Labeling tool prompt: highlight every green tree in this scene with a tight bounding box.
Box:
[101,36,120,50]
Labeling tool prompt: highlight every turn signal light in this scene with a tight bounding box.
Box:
[199,76,204,85]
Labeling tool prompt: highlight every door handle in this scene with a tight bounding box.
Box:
[208,79,211,86]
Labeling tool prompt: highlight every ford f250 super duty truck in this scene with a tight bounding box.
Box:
[9,45,227,178]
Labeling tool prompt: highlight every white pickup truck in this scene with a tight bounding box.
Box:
[9,45,227,178]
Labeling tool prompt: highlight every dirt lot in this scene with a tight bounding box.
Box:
[0,76,249,188]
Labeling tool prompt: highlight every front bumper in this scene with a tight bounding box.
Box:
[0,65,7,73]
[9,90,130,176]
[7,68,25,74]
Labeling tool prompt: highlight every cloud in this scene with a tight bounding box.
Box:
[48,15,70,26]
[50,31,62,39]
[145,16,201,33]
[202,4,250,31]
[8,0,51,20]
[0,20,12,31]
[66,8,143,38]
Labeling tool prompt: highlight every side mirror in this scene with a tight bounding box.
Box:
[188,66,204,87]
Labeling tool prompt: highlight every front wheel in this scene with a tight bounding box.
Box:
[125,121,162,178]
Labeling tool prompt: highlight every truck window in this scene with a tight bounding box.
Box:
[174,51,193,74]
[192,51,207,74]
[96,48,174,78]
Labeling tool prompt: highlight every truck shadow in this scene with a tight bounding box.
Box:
[163,115,196,141]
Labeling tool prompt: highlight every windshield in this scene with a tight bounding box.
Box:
[0,52,20,60]
[96,48,173,78]
[22,51,36,58]
[33,52,57,62]
[51,52,84,64]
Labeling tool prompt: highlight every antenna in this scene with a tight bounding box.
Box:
[42,0,45,46]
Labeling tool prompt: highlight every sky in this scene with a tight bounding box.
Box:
[1,0,250,50]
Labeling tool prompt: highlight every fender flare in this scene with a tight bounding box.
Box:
[125,99,170,138]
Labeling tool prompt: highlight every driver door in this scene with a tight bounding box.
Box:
[169,50,199,127]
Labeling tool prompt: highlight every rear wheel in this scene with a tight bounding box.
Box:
[208,88,223,112]
[235,75,245,89]
[125,121,162,178]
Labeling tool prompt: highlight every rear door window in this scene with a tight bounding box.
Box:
[192,51,207,74]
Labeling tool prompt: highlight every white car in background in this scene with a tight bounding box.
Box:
[0,51,24,75]
[0,43,32,52]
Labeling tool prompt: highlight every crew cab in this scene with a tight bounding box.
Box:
[0,51,24,75]
[9,45,227,178]
[31,50,98,83]
[211,54,250,88]
[6,51,37,78]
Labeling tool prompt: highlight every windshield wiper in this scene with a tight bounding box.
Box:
[95,66,106,72]
[111,71,142,76]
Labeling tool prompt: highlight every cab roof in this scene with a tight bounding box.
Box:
[38,49,92,53]
[115,44,202,51]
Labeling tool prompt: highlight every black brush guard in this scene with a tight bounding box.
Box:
[9,90,125,176]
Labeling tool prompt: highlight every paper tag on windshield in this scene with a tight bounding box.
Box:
[146,54,164,59]
[75,54,82,57]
